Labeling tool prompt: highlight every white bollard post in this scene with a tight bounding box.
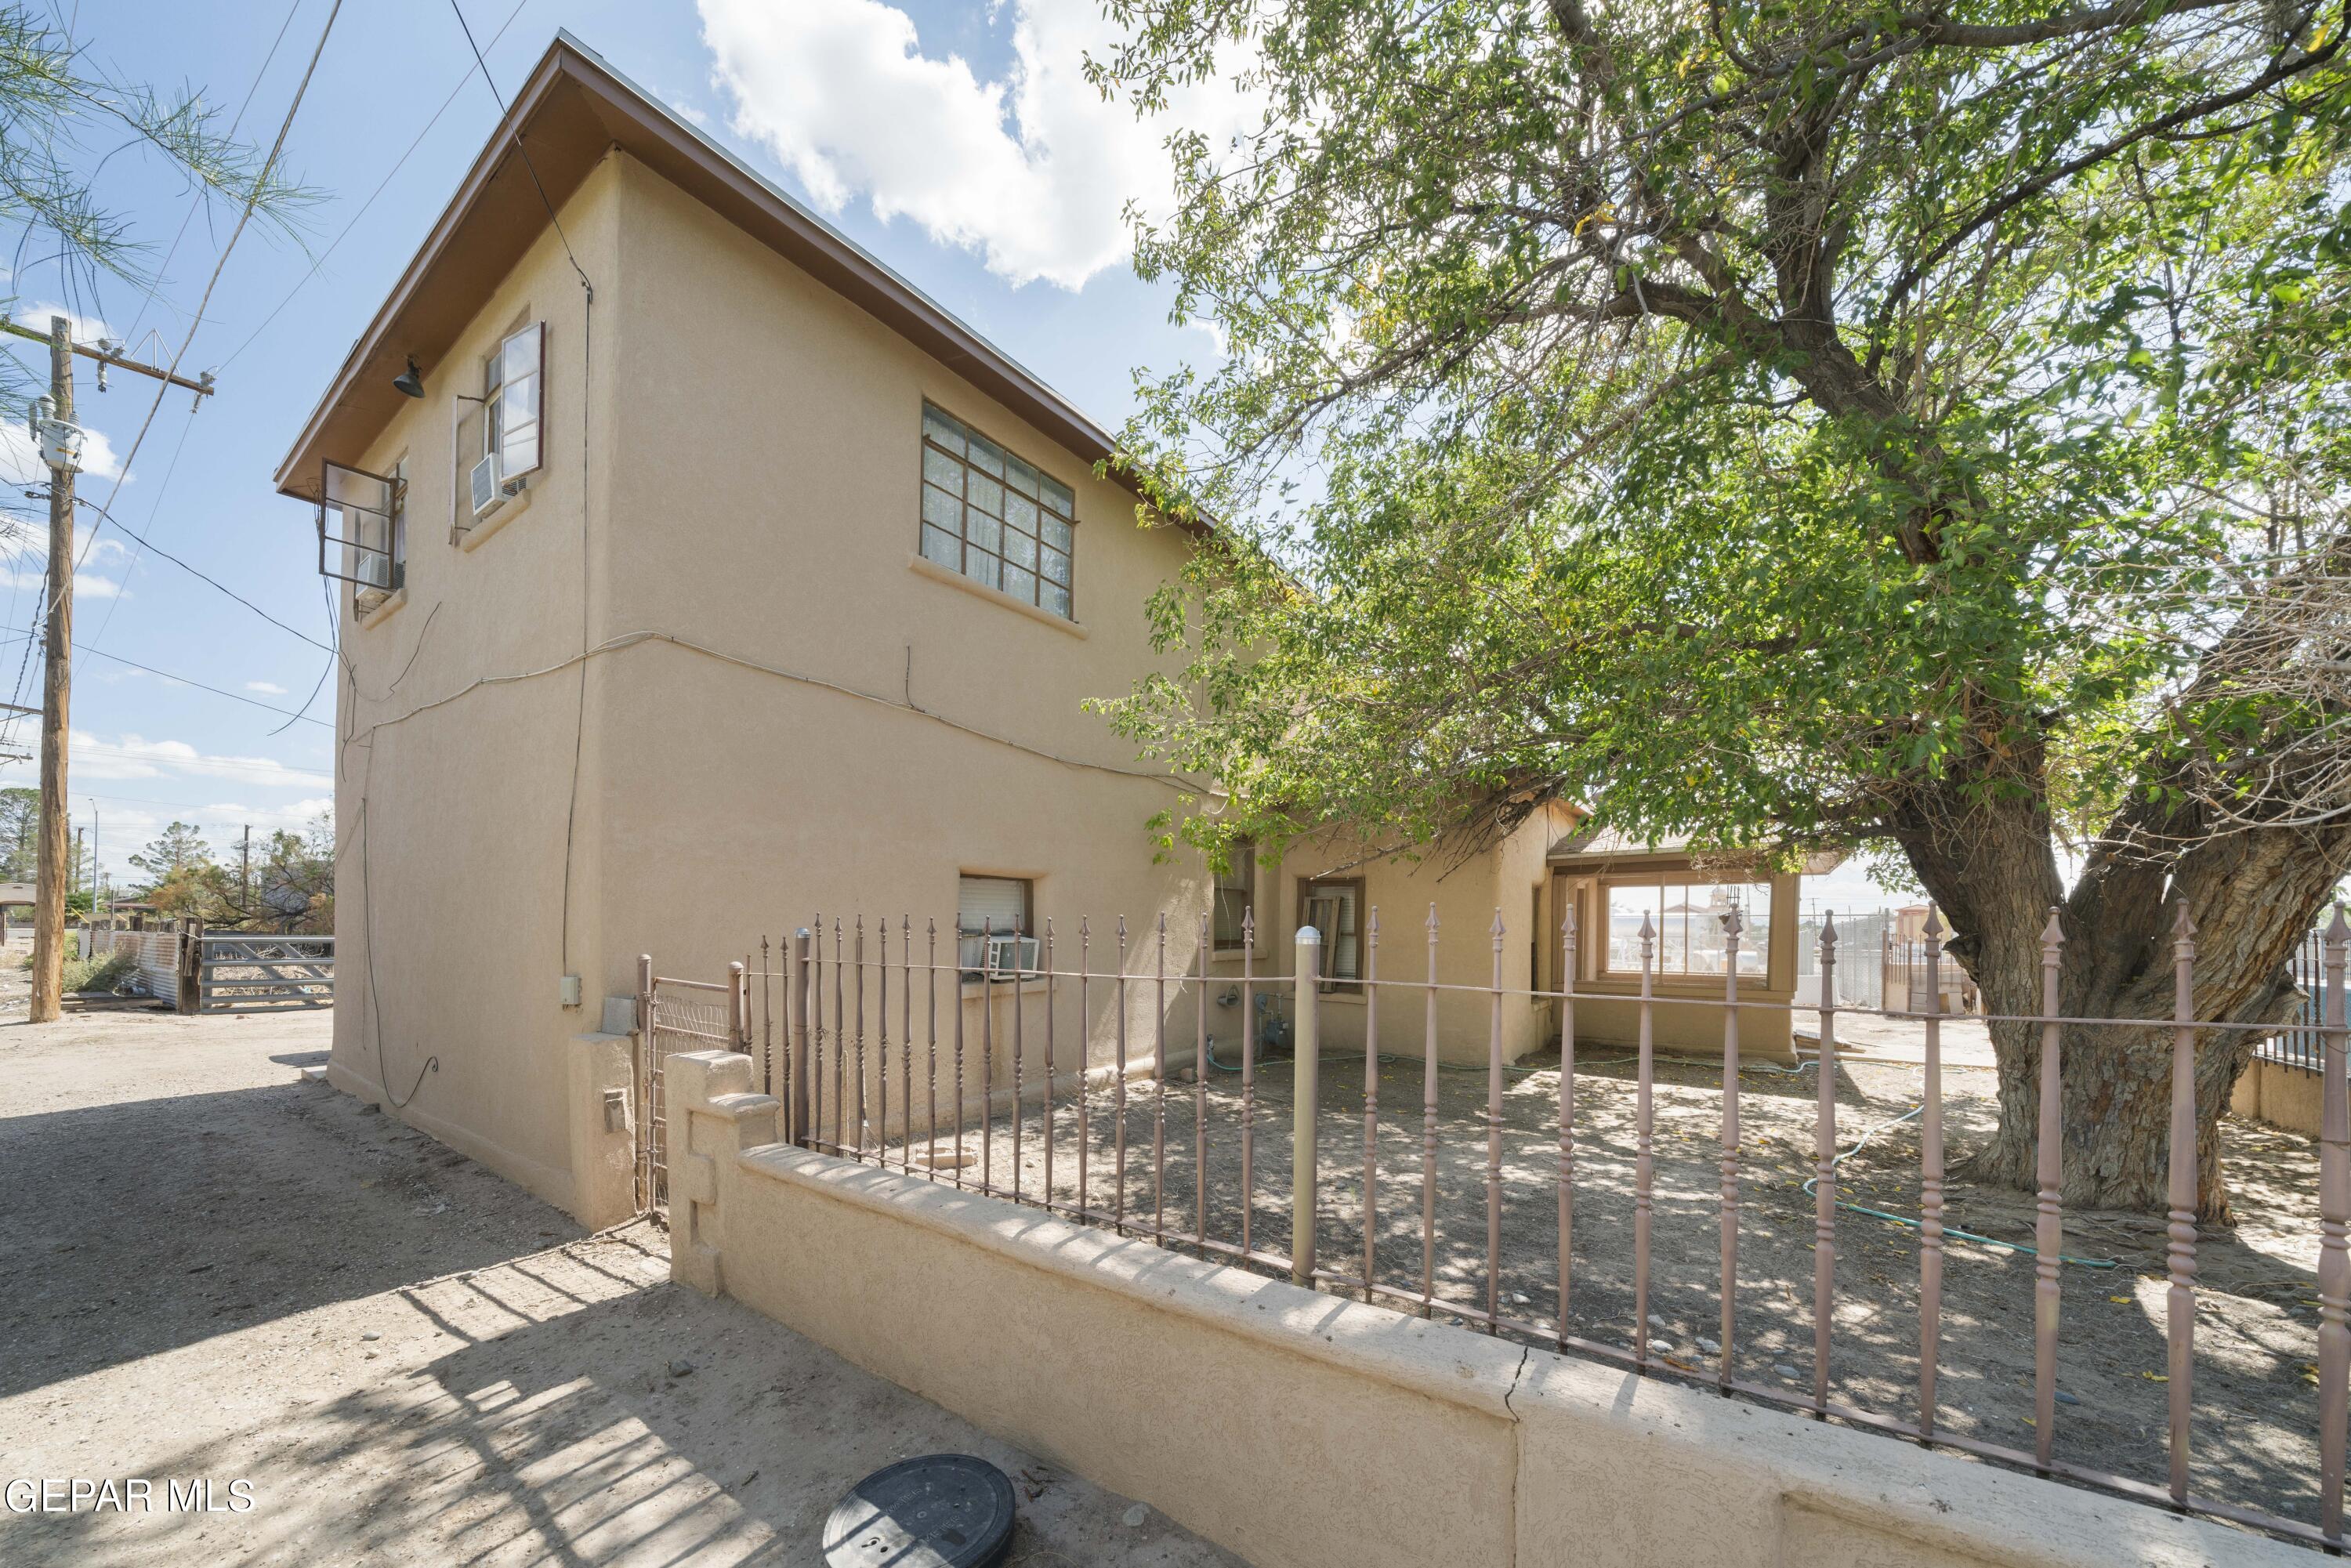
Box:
[1292,925,1322,1286]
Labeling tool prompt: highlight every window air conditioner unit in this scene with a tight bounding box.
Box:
[470,453,501,517]
[470,453,527,519]
[984,934,1039,980]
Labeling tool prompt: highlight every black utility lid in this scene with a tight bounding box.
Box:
[821,1453,1016,1568]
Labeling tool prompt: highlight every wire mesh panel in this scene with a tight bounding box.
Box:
[642,975,738,1214]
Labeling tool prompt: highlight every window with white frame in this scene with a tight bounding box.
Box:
[918,403,1075,619]
[957,874,1037,977]
[1602,878,1772,977]
[454,320,544,532]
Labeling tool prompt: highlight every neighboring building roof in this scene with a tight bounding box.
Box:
[273,31,1128,504]
[1548,825,1845,875]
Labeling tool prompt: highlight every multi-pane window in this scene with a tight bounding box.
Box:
[454,320,545,534]
[918,403,1075,619]
[1298,876,1364,991]
[317,457,404,611]
[1212,841,1256,951]
[485,323,543,479]
[1603,880,1772,976]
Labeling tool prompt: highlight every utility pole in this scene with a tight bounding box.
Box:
[241,824,251,917]
[16,314,213,1023]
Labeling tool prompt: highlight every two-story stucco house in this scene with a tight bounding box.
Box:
[276,34,1800,1229]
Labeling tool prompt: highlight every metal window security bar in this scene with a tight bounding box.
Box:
[718,900,2351,1552]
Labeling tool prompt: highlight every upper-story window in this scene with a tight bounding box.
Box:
[486,323,543,479]
[317,455,405,614]
[455,320,545,535]
[918,403,1075,620]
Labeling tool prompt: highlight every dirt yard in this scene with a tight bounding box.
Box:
[860,1031,2335,1538]
[0,999,1247,1567]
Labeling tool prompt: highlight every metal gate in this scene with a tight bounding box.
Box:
[196,933,335,1012]
[636,958,747,1215]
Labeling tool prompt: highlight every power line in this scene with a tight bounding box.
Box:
[0,630,330,727]
[67,492,332,654]
[78,646,331,728]
[82,396,200,652]
[74,0,345,578]
[445,0,594,977]
[267,577,339,737]
[447,0,589,295]
[217,0,536,372]
[115,0,310,353]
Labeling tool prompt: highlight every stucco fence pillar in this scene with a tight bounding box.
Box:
[666,1047,2300,1568]
[664,1051,779,1295]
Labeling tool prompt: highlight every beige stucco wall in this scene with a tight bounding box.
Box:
[2231,1057,2325,1138]
[1554,857,1802,1062]
[1229,821,1563,1070]
[324,150,1229,1224]
[320,148,1739,1229]
[324,153,629,1215]
[668,1048,2297,1568]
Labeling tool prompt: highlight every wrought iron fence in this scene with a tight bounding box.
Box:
[2260,925,2332,1074]
[669,902,2351,1552]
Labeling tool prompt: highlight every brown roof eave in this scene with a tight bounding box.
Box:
[273,32,1161,516]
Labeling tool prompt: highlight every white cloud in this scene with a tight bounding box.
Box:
[0,566,122,598]
[50,731,332,790]
[698,0,1257,289]
[245,680,288,695]
[13,304,112,344]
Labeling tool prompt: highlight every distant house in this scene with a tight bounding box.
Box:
[276,34,1806,1228]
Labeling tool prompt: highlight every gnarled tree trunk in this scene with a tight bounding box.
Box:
[1891,761,2349,1222]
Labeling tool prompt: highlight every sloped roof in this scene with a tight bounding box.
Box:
[275,31,1128,502]
[1548,825,1846,875]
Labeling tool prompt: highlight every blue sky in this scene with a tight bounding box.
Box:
[12,0,1909,910]
[4,0,1230,888]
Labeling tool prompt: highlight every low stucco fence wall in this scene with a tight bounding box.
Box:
[666,1048,2299,1568]
[2233,1057,2327,1139]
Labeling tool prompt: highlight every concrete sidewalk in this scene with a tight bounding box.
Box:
[0,1008,1246,1566]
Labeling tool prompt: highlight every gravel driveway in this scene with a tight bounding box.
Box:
[0,1001,1247,1566]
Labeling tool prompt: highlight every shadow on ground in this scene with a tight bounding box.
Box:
[0,1077,574,1401]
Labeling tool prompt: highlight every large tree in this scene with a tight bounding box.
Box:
[1093,0,2351,1216]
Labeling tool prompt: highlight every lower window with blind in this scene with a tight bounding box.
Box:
[1296,876,1364,992]
[957,874,1038,980]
